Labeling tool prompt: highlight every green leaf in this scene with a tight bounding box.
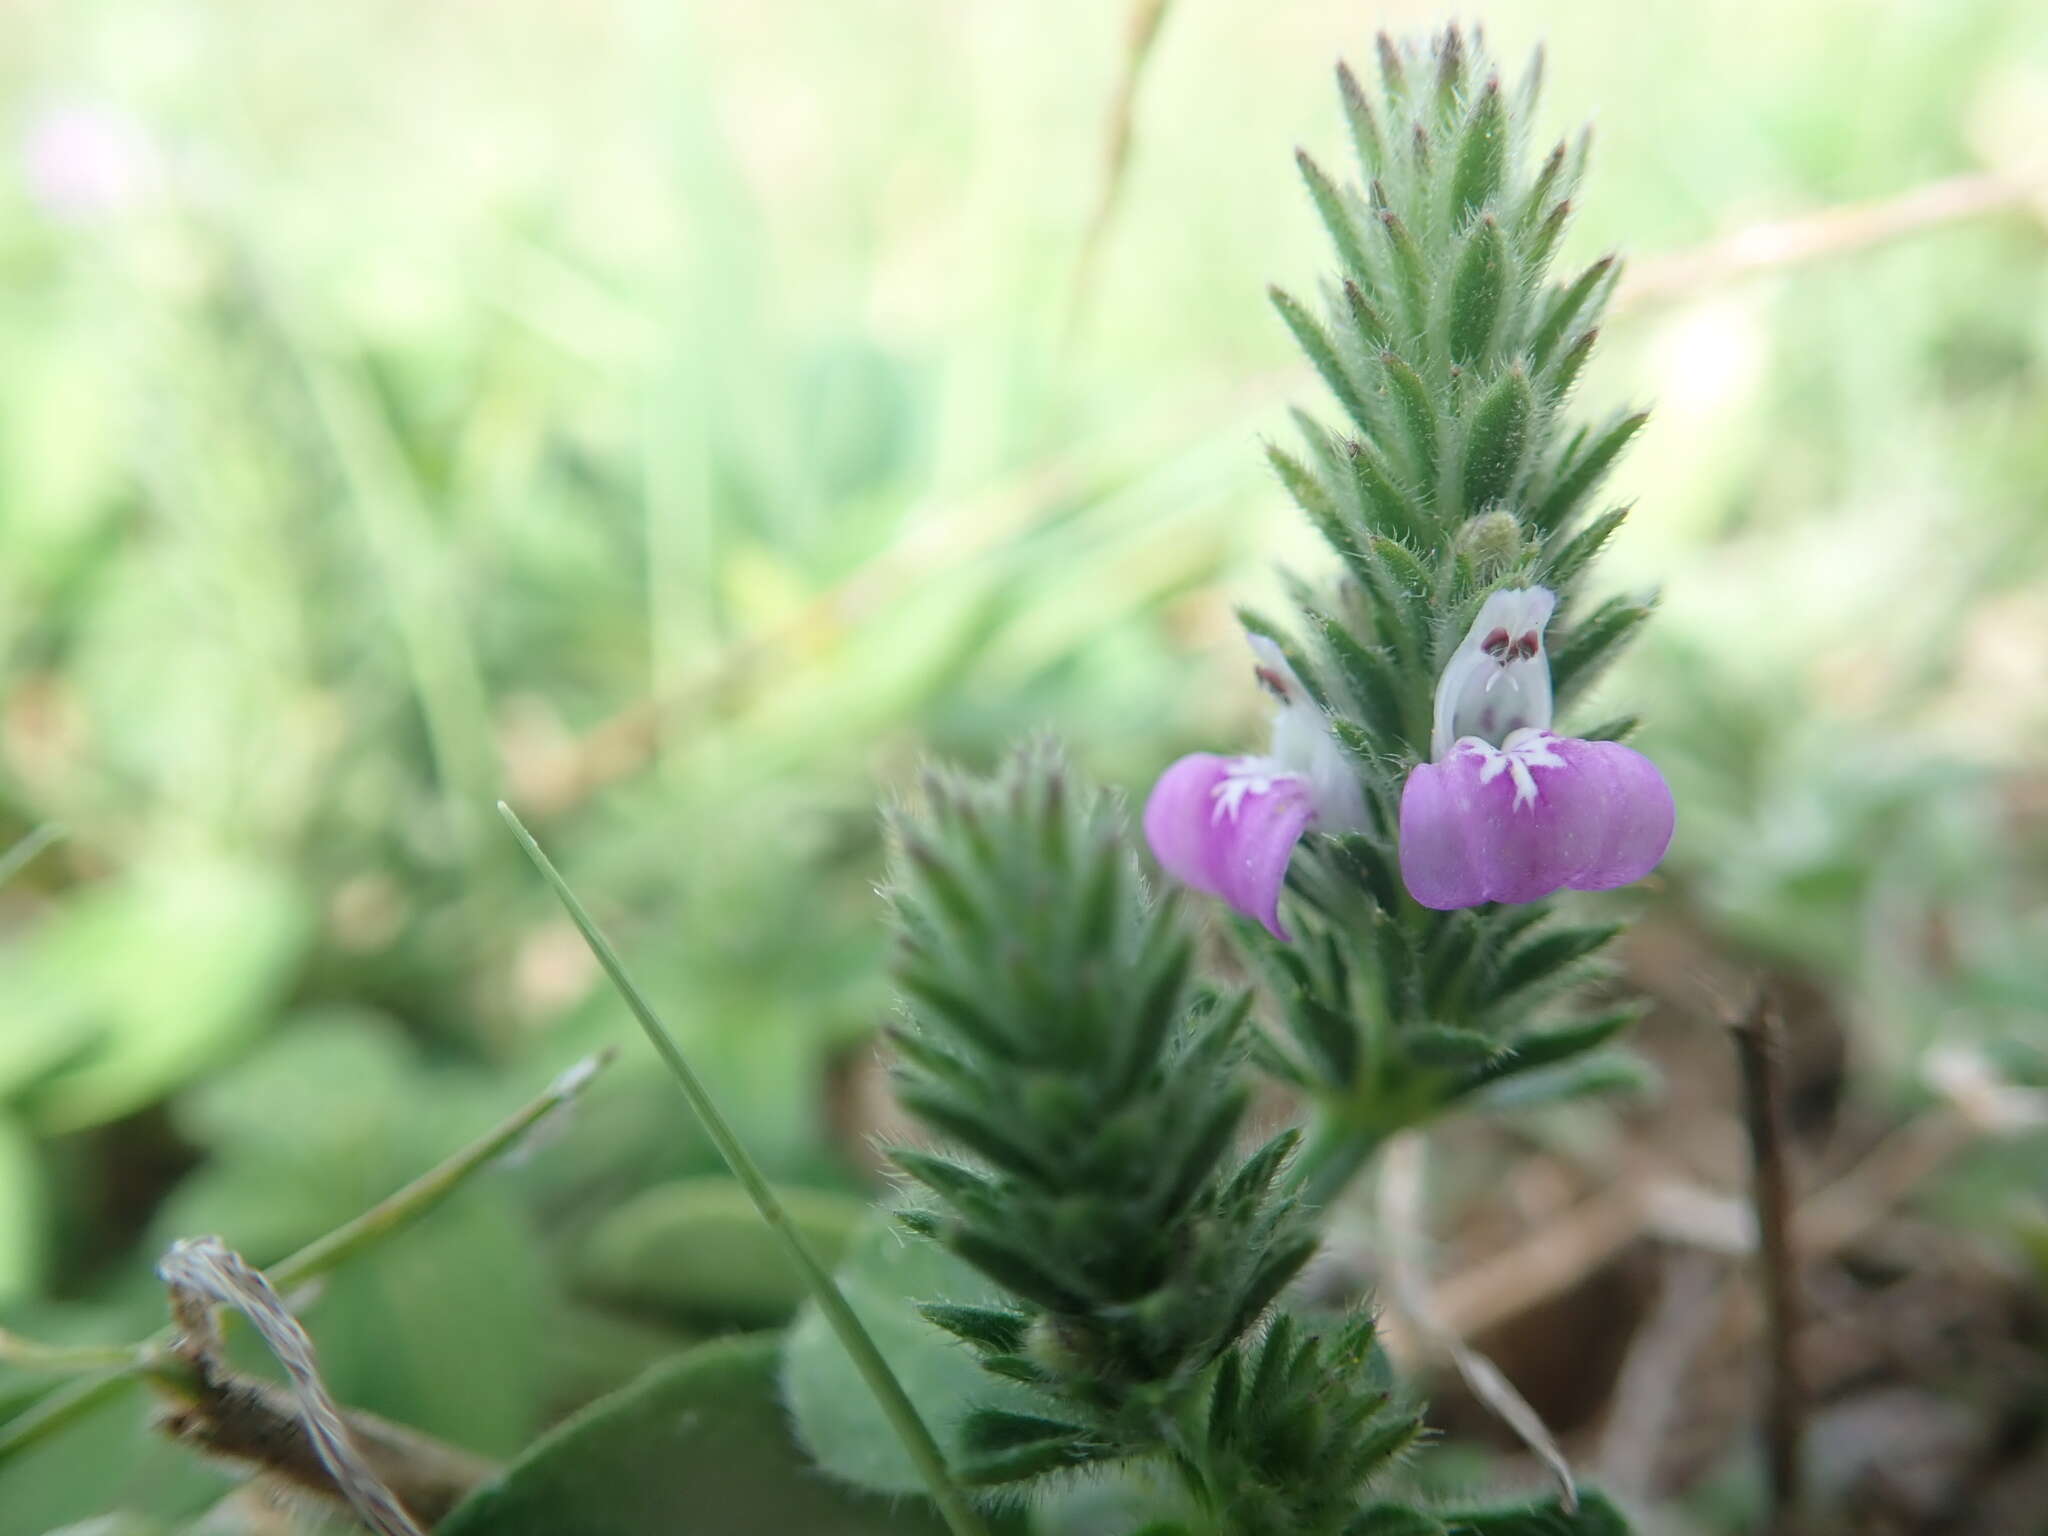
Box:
[1449,78,1508,227]
[1451,1004,1646,1097]
[1376,34,1411,113]
[919,1303,1030,1356]
[1515,141,1567,237]
[1377,213,1432,333]
[1489,923,1623,1007]
[1351,1506,1450,1536]
[1344,277,1393,351]
[311,1179,550,1457]
[1530,411,1648,534]
[1433,25,1468,119]
[1550,595,1654,702]
[1274,288,1373,431]
[438,1336,969,1536]
[1447,216,1511,366]
[1469,1050,1657,1112]
[1404,1024,1500,1068]
[578,1176,865,1332]
[1307,608,1406,740]
[1347,438,1432,547]
[1445,1489,1631,1535]
[5,858,309,1131]
[1524,196,1573,284]
[1268,443,1346,536]
[1338,63,1386,176]
[1541,506,1629,593]
[956,1409,1114,1485]
[1379,351,1440,487]
[1528,256,1617,370]
[784,1218,1044,1498]
[1460,366,1533,512]
[1297,150,1374,282]
[1286,994,1364,1090]
[1576,713,1640,743]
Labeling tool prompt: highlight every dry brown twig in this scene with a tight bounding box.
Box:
[156,1236,481,1536]
[1731,995,1805,1535]
[1612,169,2043,317]
[1066,0,1177,344]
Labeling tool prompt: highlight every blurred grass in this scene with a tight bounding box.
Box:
[1,0,2045,1529]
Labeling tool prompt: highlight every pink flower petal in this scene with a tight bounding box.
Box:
[1398,733,1673,910]
[1554,737,1676,893]
[1144,754,1315,940]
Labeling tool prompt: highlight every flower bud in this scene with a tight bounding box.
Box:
[1453,508,1526,572]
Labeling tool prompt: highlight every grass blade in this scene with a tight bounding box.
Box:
[497,802,991,1536]
[272,1049,614,1293]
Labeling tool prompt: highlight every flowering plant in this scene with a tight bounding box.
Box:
[0,27,1666,1536]
[859,24,1662,1534]
[1130,24,1673,1202]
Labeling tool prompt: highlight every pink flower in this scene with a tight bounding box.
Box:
[1146,587,1672,933]
[1144,638,1364,939]
[1399,587,1673,910]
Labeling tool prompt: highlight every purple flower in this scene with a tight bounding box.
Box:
[1399,586,1673,910]
[1399,730,1674,908]
[1144,638,1364,939]
[1147,587,1672,933]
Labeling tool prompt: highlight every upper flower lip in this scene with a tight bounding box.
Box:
[1431,586,1557,759]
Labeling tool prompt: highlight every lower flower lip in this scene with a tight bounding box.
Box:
[1398,732,1675,910]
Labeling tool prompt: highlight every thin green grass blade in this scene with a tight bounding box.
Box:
[272,1049,615,1292]
[497,802,991,1536]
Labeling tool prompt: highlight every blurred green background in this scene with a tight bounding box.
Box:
[1,0,2045,1530]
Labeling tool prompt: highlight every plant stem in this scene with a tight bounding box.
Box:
[273,1048,613,1292]
[0,1371,137,1465]
[498,801,993,1536]
[0,1333,142,1373]
[0,1051,613,1467]
[1293,1107,1386,1209]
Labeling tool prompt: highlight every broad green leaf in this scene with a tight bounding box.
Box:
[7,858,308,1132]
[308,1184,550,1458]
[1445,1490,1631,1534]
[578,1175,865,1332]
[783,1216,1043,1497]
[437,1334,964,1536]
[0,1375,225,1536]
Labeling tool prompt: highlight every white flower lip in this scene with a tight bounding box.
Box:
[1430,585,1558,760]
